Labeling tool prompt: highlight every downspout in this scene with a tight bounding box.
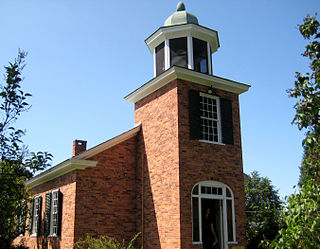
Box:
[141,153,144,248]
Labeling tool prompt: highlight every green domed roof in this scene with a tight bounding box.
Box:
[164,2,199,26]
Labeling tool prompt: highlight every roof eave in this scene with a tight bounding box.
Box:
[25,159,98,189]
[125,66,250,104]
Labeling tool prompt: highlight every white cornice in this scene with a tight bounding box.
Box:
[124,66,250,103]
[26,124,141,189]
[25,159,98,189]
[145,23,220,54]
[74,123,141,160]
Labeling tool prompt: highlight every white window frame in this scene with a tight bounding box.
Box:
[152,33,212,78]
[191,181,237,248]
[49,189,60,237]
[199,92,222,144]
[31,195,41,236]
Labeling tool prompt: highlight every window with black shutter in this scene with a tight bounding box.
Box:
[189,90,234,144]
[30,195,42,236]
[189,90,201,139]
[50,189,62,236]
[28,199,34,235]
[44,192,52,236]
[17,200,27,235]
[220,98,234,145]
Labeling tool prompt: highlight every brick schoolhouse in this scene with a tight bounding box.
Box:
[15,2,250,249]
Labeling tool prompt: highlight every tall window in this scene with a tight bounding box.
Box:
[200,92,221,143]
[155,42,165,76]
[170,37,188,68]
[44,189,63,237]
[29,195,42,236]
[192,181,236,245]
[189,90,234,145]
[193,38,208,74]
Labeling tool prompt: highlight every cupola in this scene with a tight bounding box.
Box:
[145,2,220,77]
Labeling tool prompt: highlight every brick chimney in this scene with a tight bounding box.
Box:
[72,140,87,156]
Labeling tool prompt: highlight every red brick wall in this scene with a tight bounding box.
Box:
[14,171,77,249]
[14,137,138,249]
[135,80,181,249]
[134,78,246,249]
[176,79,247,249]
[74,137,138,244]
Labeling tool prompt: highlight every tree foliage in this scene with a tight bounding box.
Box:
[0,51,52,248]
[244,171,282,249]
[268,14,320,249]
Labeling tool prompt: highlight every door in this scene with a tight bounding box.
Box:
[201,198,225,249]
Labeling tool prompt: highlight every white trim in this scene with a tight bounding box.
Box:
[199,92,222,143]
[164,39,170,70]
[145,24,219,55]
[74,123,141,160]
[26,124,141,189]
[31,195,42,236]
[207,42,212,75]
[187,35,193,70]
[153,48,156,77]
[25,159,98,189]
[124,66,250,103]
[191,181,237,246]
[50,189,60,237]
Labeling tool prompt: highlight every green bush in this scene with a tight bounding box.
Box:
[74,233,141,249]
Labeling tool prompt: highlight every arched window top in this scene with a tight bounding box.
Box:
[192,181,234,199]
[192,181,236,245]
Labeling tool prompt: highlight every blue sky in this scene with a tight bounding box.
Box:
[1,0,319,198]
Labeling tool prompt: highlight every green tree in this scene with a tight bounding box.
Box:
[268,14,320,249]
[244,171,282,249]
[0,51,52,248]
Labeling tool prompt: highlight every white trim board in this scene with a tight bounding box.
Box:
[26,124,141,189]
[125,66,250,103]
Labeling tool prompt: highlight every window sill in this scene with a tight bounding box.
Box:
[192,242,202,244]
[199,139,225,146]
[48,234,58,238]
[227,241,238,244]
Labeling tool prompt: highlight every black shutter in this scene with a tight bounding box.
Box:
[220,98,234,145]
[36,196,42,235]
[189,90,201,139]
[28,199,34,235]
[57,190,63,236]
[44,192,52,236]
[18,200,27,235]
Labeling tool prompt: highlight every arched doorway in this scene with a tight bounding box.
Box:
[192,181,236,249]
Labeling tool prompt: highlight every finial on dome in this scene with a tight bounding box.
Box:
[177,2,186,11]
[164,1,198,26]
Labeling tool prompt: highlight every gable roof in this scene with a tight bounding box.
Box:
[25,123,141,189]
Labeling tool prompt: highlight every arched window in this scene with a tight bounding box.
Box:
[192,181,236,248]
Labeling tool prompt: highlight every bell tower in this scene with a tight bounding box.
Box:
[146,1,219,77]
[125,2,250,249]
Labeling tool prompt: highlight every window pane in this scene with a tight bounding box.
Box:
[193,38,208,74]
[201,186,206,194]
[170,37,188,68]
[192,185,199,195]
[192,197,200,242]
[226,188,232,197]
[200,94,219,142]
[227,200,234,241]
[155,42,165,76]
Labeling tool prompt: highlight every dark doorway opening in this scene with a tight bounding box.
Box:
[201,198,224,249]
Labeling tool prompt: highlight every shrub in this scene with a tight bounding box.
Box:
[74,233,140,249]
